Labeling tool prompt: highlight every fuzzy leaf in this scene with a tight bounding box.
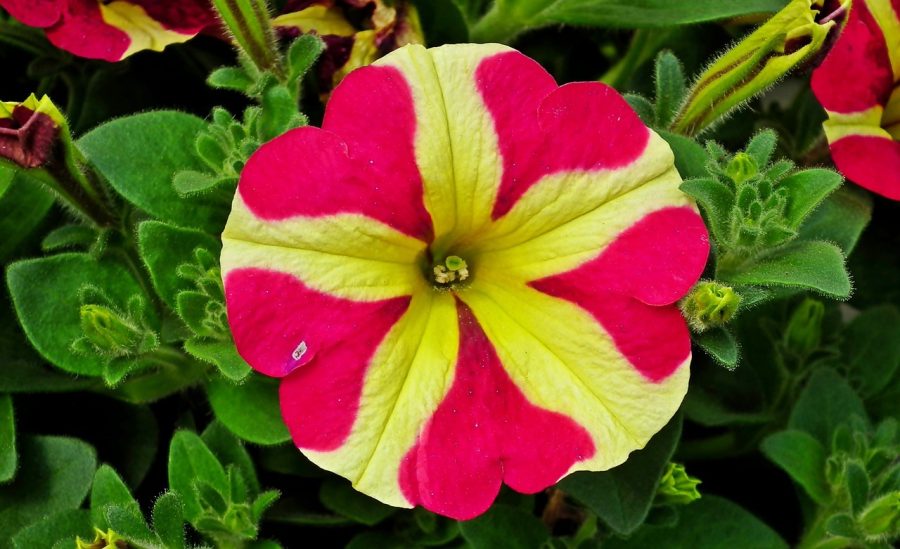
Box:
[779,169,842,228]
[624,94,655,126]
[660,130,708,179]
[184,337,251,382]
[559,415,681,534]
[167,430,228,523]
[6,253,153,376]
[459,503,549,549]
[41,225,98,253]
[797,186,871,255]
[604,496,788,549]
[0,395,14,483]
[320,479,395,526]
[90,465,140,530]
[654,51,686,128]
[0,166,54,262]
[152,492,185,549]
[287,35,325,86]
[78,111,226,232]
[11,509,92,549]
[842,306,900,397]
[789,368,868,445]
[105,504,155,545]
[679,178,735,243]
[207,67,255,94]
[206,375,290,446]
[693,327,739,369]
[744,130,778,168]
[761,430,830,504]
[137,221,221,310]
[725,241,851,298]
[0,436,97,545]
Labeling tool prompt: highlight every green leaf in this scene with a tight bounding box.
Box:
[679,178,734,243]
[416,0,470,46]
[152,492,185,549]
[604,496,788,549]
[459,503,549,549]
[654,51,686,128]
[0,167,54,262]
[184,337,251,382]
[559,414,681,534]
[77,111,227,232]
[841,306,900,397]
[260,84,302,141]
[761,430,829,504]
[207,375,291,446]
[90,465,140,530]
[744,130,778,168]
[167,430,228,522]
[105,504,155,545]
[172,170,227,197]
[0,395,14,482]
[798,186,871,255]
[471,0,789,42]
[789,368,868,445]
[319,478,395,526]
[137,220,221,309]
[778,169,842,228]
[723,241,851,299]
[624,94,656,126]
[693,327,739,369]
[824,513,857,538]
[207,67,255,94]
[202,421,260,496]
[286,34,325,86]
[41,225,98,253]
[683,387,771,427]
[11,509,92,549]
[844,461,869,514]
[660,131,708,179]
[0,436,97,545]
[6,253,151,376]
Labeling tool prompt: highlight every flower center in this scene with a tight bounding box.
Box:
[430,255,470,289]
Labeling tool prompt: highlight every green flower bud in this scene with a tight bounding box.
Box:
[783,298,824,357]
[79,304,143,355]
[680,281,742,332]
[727,153,759,184]
[858,491,900,541]
[657,463,702,505]
[672,0,838,136]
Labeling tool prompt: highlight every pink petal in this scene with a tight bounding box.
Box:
[830,134,900,199]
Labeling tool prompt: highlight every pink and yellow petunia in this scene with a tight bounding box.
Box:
[221,43,710,519]
[0,0,215,62]
[811,0,900,199]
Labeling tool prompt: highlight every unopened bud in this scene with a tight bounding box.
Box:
[858,491,900,541]
[79,304,143,356]
[783,298,824,357]
[657,462,702,505]
[727,153,759,184]
[680,281,741,332]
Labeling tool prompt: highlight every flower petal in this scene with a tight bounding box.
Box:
[0,0,63,28]
[811,0,894,113]
[296,291,461,508]
[222,195,426,302]
[828,134,900,199]
[44,0,131,62]
[237,122,433,240]
[399,301,596,520]
[459,280,690,477]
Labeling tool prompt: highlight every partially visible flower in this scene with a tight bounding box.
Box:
[273,0,423,91]
[812,0,900,199]
[221,43,709,519]
[0,94,65,168]
[0,0,216,62]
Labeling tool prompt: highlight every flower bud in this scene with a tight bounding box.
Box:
[657,462,702,505]
[783,298,824,357]
[672,0,839,135]
[727,153,759,184]
[79,304,144,356]
[0,94,66,169]
[680,281,741,332]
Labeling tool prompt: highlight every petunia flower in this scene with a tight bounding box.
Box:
[221,43,710,519]
[273,0,422,92]
[0,0,216,62]
[811,0,900,199]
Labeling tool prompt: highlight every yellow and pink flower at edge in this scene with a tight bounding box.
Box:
[220,43,710,519]
[0,0,216,62]
[812,0,900,199]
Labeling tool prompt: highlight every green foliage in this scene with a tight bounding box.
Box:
[560,415,682,534]
[459,504,550,548]
[0,395,14,482]
[0,166,54,262]
[207,375,290,445]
